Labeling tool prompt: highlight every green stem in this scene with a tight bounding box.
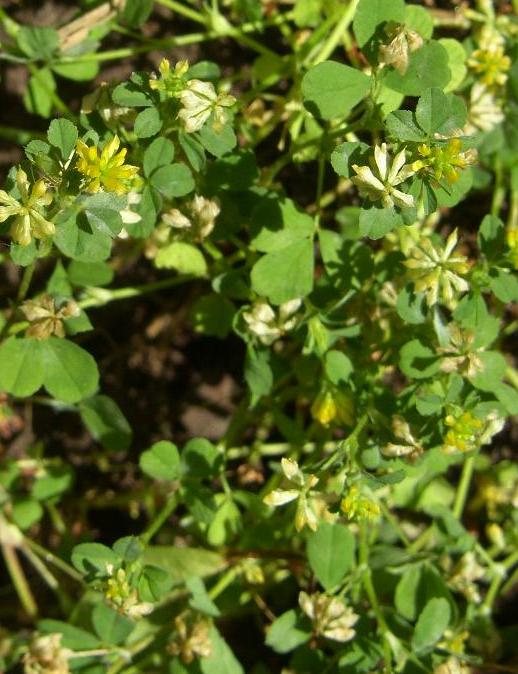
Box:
[1,542,38,617]
[79,274,199,310]
[140,492,178,544]
[155,0,206,24]
[0,261,36,341]
[491,158,505,216]
[359,523,393,673]
[311,0,359,64]
[208,567,240,600]
[505,366,518,391]
[24,537,83,582]
[0,125,45,144]
[453,455,476,520]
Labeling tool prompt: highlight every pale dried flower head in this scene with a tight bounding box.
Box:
[379,23,423,75]
[298,592,358,642]
[168,613,212,664]
[21,295,80,340]
[404,229,470,308]
[178,79,235,133]
[243,298,301,346]
[351,144,415,209]
[23,633,70,674]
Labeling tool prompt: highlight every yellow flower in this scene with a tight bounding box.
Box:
[340,485,380,522]
[0,168,54,246]
[75,135,139,194]
[149,58,189,96]
[412,139,477,185]
[467,46,511,88]
[506,228,518,269]
[311,388,354,427]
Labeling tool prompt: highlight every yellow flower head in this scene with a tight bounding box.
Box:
[413,139,477,185]
[506,228,518,269]
[75,135,139,194]
[340,485,380,522]
[0,168,54,246]
[149,58,189,96]
[467,46,511,88]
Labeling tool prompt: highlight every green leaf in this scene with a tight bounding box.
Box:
[140,440,181,480]
[47,119,78,160]
[324,351,353,384]
[405,4,434,39]
[52,60,100,82]
[24,67,56,118]
[306,522,355,590]
[143,137,175,177]
[37,620,100,650]
[112,536,143,562]
[138,565,173,601]
[0,337,45,397]
[187,576,220,616]
[245,347,273,405]
[182,438,222,478]
[32,465,73,500]
[434,167,473,208]
[191,294,235,338]
[250,197,314,252]
[143,546,226,585]
[149,163,195,198]
[198,122,237,157]
[92,603,135,645]
[79,395,133,452]
[68,261,114,287]
[396,286,427,324]
[71,542,120,575]
[11,498,43,530]
[439,38,467,93]
[134,106,163,138]
[359,204,404,239]
[353,0,406,47]
[330,141,370,178]
[382,42,450,96]
[265,610,311,654]
[490,269,518,302]
[469,351,507,392]
[302,61,371,120]
[478,214,505,260]
[123,0,154,27]
[200,627,243,674]
[112,81,154,108]
[415,88,467,136]
[81,193,126,238]
[412,598,450,651]
[400,339,441,379]
[251,238,314,304]
[54,210,112,262]
[41,338,99,403]
[494,382,518,415]
[155,242,207,276]
[17,26,59,60]
[386,110,426,142]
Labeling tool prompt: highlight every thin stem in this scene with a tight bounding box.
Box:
[312,0,359,65]
[24,537,83,583]
[1,543,38,617]
[140,492,178,544]
[79,274,199,310]
[359,523,393,673]
[453,455,476,520]
[0,125,46,144]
